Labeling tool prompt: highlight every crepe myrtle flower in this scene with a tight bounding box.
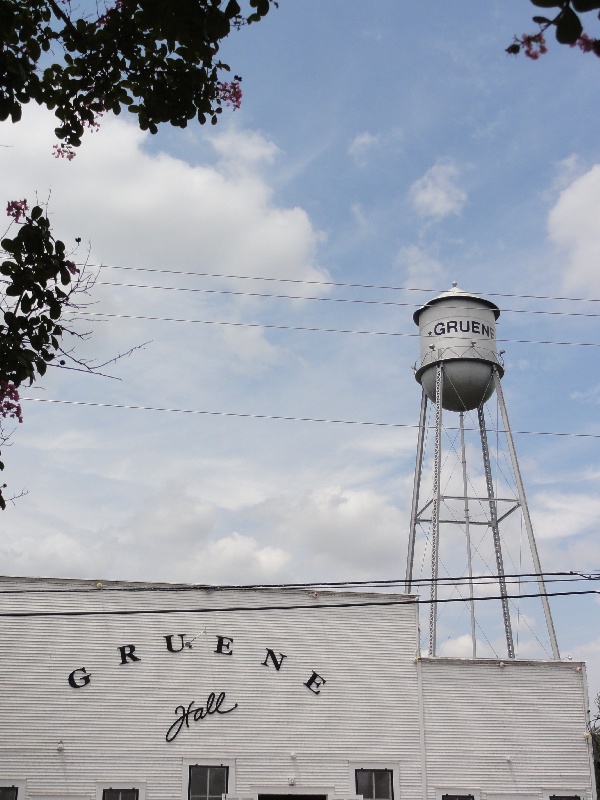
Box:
[0,382,23,424]
[575,33,600,55]
[52,144,76,160]
[506,32,547,59]
[218,81,242,110]
[6,199,28,222]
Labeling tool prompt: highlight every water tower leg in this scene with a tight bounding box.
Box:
[405,388,428,594]
[459,411,477,659]
[478,404,515,659]
[492,369,560,659]
[429,363,444,658]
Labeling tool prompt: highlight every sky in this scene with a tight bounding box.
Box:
[1,0,600,708]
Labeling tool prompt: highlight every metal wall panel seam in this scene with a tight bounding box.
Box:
[416,659,427,800]
[580,663,598,800]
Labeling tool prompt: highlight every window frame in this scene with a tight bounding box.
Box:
[182,760,236,800]
[252,786,334,800]
[0,781,26,800]
[350,763,399,800]
[440,795,475,800]
[94,783,146,800]
[435,790,480,800]
[189,765,230,800]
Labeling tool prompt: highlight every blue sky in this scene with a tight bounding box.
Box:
[1,0,600,704]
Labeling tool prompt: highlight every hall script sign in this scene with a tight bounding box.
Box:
[67,634,326,742]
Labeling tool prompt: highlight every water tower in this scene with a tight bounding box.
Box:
[405,283,559,660]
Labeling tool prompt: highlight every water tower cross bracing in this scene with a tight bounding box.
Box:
[405,283,559,660]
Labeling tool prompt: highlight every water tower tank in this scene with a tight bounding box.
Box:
[413,283,504,412]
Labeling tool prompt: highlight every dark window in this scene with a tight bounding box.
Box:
[189,766,229,800]
[0,789,18,800]
[259,796,326,800]
[441,796,474,800]
[549,797,582,800]
[102,790,139,800]
[355,770,393,800]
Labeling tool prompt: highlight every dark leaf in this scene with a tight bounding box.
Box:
[555,6,583,43]
[225,0,241,15]
[572,0,600,11]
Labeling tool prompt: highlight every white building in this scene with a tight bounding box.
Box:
[0,576,595,800]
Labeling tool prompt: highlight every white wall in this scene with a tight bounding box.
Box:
[0,578,594,800]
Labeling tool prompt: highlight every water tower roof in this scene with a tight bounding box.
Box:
[413,282,501,324]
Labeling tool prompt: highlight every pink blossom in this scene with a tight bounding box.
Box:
[576,33,597,53]
[0,382,23,424]
[6,199,28,223]
[52,144,76,161]
[522,32,547,60]
[85,117,102,132]
[218,81,243,110]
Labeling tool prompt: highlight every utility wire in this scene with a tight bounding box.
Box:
[94,265,600,306]
[0,590,598,618]
[6,255,599,307]
[94,280,600,318]
[20,397,600,439]
[1,571,597,594]
[74,311,600,349]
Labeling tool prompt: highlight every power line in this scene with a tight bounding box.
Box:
[19,397,413,428]
[76,311,600,348]
[20,397,600,439]
[1,571,597,594]
[94,265,600,306]
[0,589,598,618]
[94,280,600,318]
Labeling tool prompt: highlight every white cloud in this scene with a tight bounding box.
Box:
[531,491,600,540]
[201,532,291,582]
[0,105,327,287]
[548,163,600,292]
[209,126,281,169]
[548,154,584,195]
[395,244,445,288]
[0,522,111,578]
[348,132,380,166]
[438,634,474,657]
[409,160,467,220]
[0,105,330,376]
[571,636,600,710]
[248,486,404,578]
[218,325,283,374]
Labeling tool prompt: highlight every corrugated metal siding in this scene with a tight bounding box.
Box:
[0,579,594,800]
[0,581,422,800]
[419,658,594,800]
